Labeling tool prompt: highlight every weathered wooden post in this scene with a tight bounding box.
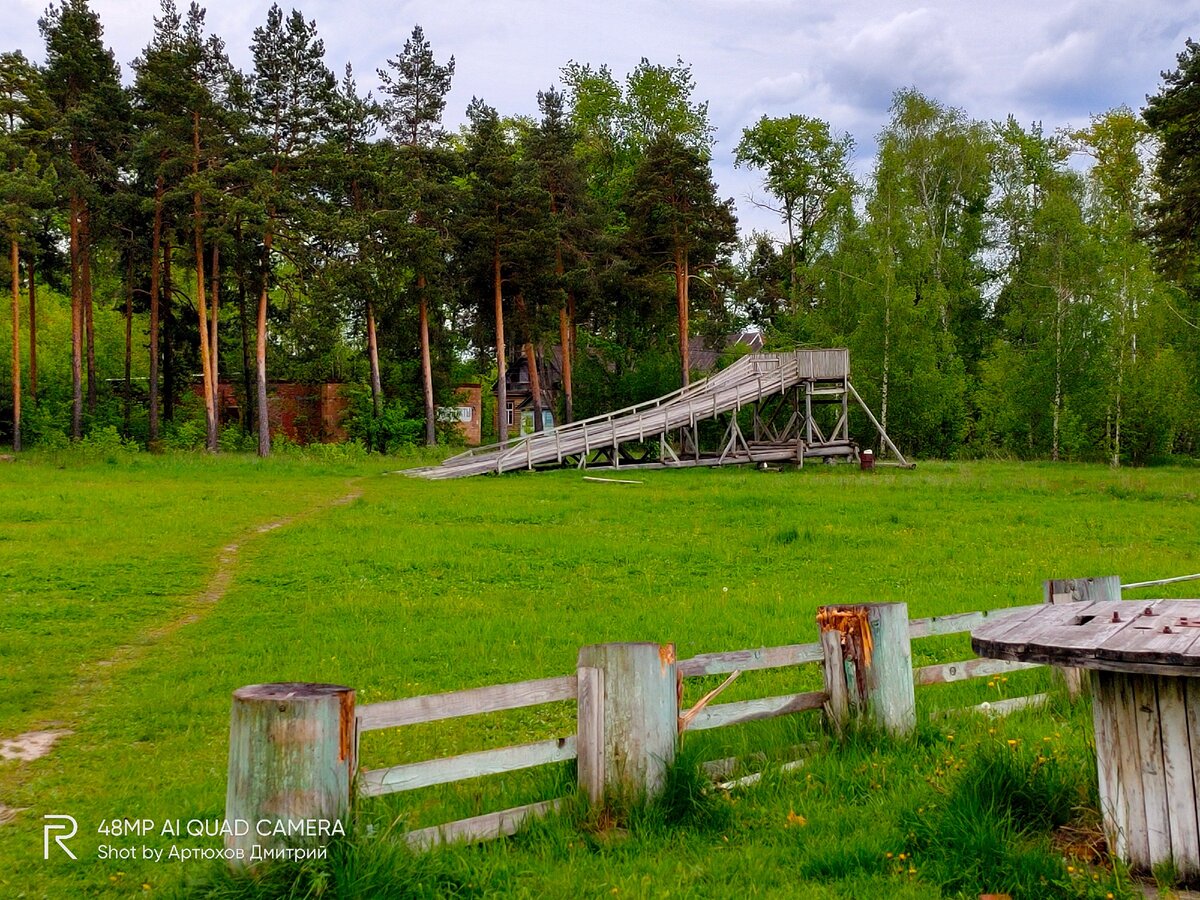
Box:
[576,642,677,804]
[225,683,356,869]
[817,603,915,736]
[1044,576,1121,700]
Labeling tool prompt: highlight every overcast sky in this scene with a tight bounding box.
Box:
[4,0,1197,235]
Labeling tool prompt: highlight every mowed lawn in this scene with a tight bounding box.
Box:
[2,453,1198,898]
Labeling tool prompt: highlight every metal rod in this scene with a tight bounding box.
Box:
[1122,573,1200,590]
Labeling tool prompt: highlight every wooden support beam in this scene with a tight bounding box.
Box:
[846,381,909,467]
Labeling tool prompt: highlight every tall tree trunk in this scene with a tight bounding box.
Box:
[210,242,221,433]
[515,291,544,434]
[193,116,217,453]
[675,241,690,387]
[69,192,82,440]
[235,219,253,433]
[1052,285,1065,463]
[194,229,216,451]
[494,240,507,444]
[365,297,382,420]
[555,242,574,423]
[149,177,163,443]
[418,273,436,446]
[1113,263,1130,468]
[256,226,272,457]
[525,339,544,433]
[163,241,175,423]
[10,238,20,452]
[124,250,133,437]
[558,305,573,423]
[27,252,36,406]
[82,205,97,416]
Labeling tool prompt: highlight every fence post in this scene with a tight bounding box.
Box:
[576,642,677,804]
[817,602,915,736]
[225,682,356,869]
[1044,576,1121,700]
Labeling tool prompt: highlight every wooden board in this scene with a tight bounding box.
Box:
[914,657,1041,685]
[1132,675,1173,866]
[357,675,576,732]
[908,605,1034,639]
[358,737,577,797]
[677,642,822,677]
[404,798,563,851]
[683,690,827,732]
[1157,675,1200,877]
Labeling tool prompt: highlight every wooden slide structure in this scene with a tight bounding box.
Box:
[405,349,909,479]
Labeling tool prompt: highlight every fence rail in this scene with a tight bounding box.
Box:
[356,675,577,732]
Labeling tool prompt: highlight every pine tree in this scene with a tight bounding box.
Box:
[626,133,736,385]
[40,0,127,438]
[247,4,335,455]
[378,25,454,445]
[0,52,55,451]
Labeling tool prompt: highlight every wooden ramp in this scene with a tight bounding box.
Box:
[405,349,909,479]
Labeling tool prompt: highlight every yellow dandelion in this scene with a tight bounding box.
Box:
[786,810,807,828]
[908,867,916,875]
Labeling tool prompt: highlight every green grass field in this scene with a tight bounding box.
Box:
[3,452,1198,898]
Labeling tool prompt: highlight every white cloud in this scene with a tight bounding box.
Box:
[1,0,1193,238]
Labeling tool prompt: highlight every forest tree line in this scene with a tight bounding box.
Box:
[2,0,1199,463]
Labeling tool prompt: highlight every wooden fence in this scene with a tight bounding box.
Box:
[343,602,1058,851]
[225,574,1161,864]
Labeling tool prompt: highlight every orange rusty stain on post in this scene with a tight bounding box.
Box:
[338,689,355,764]
[659,643,676,671]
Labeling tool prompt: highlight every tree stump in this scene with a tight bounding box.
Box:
[224,683,356,868]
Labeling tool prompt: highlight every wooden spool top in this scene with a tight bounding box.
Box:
[972,600,1200,675]
[232,683,353,702]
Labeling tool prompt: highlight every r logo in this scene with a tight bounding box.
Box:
[43,814,77,860]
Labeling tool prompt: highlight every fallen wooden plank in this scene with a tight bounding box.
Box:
[973,692,1049,717]
[915,657,1042,686]
[683,690,827,732]
[678,642,822,677]
[717,758,806,791]
[357,675,577,732]
[404,798,563,851]
[358,736,577,797]
[582,476,643,484]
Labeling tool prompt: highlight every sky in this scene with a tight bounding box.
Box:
[4,0,1197,236]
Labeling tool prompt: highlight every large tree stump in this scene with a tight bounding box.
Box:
[817,603,915,736]
[224,683,356,868]
[576,643,677,804]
